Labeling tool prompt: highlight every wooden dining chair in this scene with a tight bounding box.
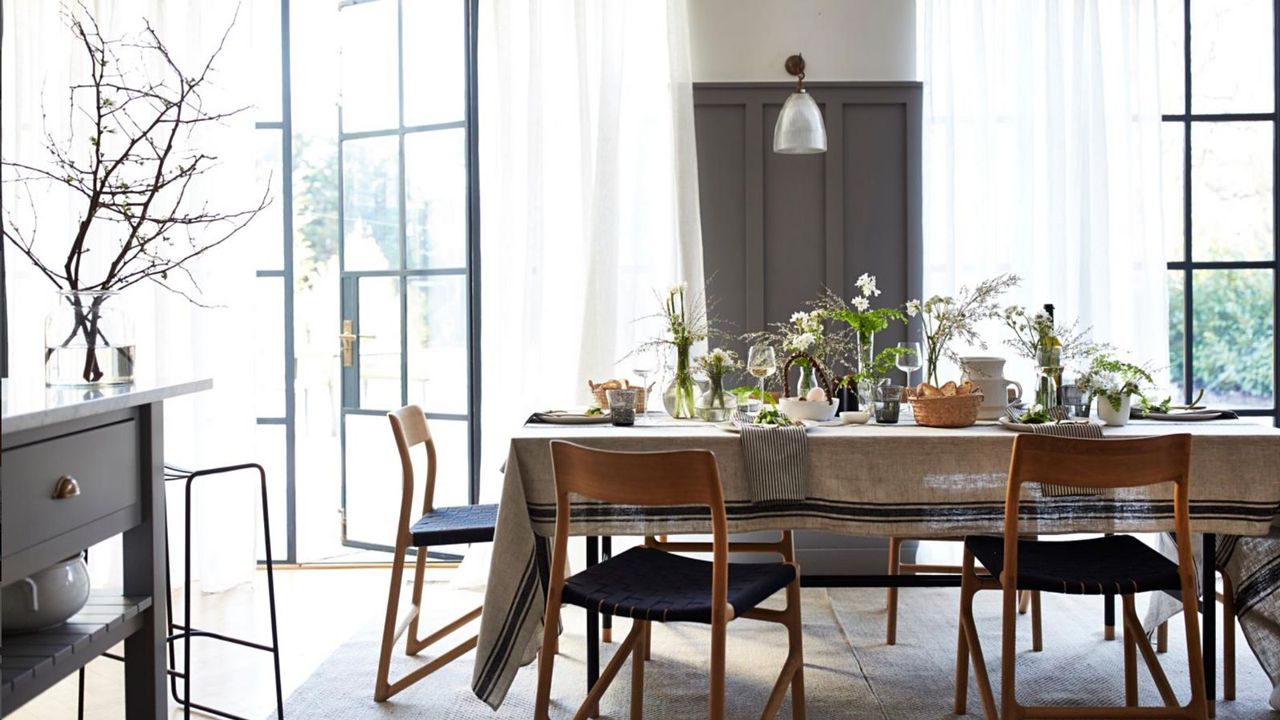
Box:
[954,434,1207,720]
[535,441,806,720]
[373,405,500,702]
[886,536,1043,650]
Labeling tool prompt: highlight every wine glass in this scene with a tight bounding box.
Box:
[631,348,657,420]
[747,345,777,408]
[896,341,922,387]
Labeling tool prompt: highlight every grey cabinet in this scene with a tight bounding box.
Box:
[693,81,923,573]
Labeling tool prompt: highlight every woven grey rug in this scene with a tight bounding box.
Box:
[282,587,1276,718]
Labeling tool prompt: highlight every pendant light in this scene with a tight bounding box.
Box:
[772,53,827,154]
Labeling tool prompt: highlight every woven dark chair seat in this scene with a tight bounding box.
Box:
[965,534,1181,595]
[560,547,795,624]
[409,503,498,546]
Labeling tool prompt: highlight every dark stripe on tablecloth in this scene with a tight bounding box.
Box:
[1234,551,1280,616]
[474,547,539,705]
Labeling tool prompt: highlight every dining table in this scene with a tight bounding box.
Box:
[472,414,1280,711]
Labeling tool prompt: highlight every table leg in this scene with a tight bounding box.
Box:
[602,537,613,644]
[1203,533,1217,717]
[586,536,600,718]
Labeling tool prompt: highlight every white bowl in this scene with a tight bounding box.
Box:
[839,410,871,425]
[777,397,838,422]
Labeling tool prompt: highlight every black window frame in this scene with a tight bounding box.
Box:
[1164,0,1280,425]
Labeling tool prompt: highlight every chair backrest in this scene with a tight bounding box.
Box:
[548,441,732,619]
[388,404,437,520]
[1001,433,1194,595]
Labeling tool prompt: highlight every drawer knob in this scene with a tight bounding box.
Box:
[52,475,81,500]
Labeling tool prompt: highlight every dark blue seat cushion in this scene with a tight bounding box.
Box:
[965,534,1182,595]
[409,504,498,546]
[560,547,796,624]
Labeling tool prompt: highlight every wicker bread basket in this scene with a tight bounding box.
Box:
[910,392,984,428]
[588,380,653,410]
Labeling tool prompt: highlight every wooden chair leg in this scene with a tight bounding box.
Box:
[374,544,409,702]
[1018,590,1031,615]
[1124,595,1179,708]
[644,622,652,661]
[787,578,807,720]
[958,552,998,719]
[999,584,1019,720]
[1180,572,1210,720]
[534,598,562,720]
[886,537,901,645]
[1222,574,1237,701]
[631,620,647,720]
[1030,591,1043,652]
[710,614,727,720]
[1157,621,1168,653]
[405,547,429,655]
[954,587,971,715]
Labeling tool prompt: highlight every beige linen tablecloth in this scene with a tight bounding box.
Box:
[473,419,1280,708]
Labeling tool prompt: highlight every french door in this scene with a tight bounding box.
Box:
[336,0,481,554]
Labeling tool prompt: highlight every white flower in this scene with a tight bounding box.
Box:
[667,282,686,297]
[905,299,920,317]
[792,332,816,351]
[790,311,808,326]
[855,273,881,298]
[851,296,870,312]
[708,347,734,365]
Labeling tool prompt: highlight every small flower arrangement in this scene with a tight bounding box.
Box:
[634,282,709,419]
[1077,354,1154,412]
[814,276,908,388]
[1001,305,1103,367]
[696,348,740,410]
[913,274,1021,385]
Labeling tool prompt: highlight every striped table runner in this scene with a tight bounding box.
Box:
[739,424,809,504]
[1029,420,1105,497]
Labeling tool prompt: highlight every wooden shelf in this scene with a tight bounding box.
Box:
[1,593,152,714]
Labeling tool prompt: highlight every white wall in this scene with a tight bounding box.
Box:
[686,0,915,82]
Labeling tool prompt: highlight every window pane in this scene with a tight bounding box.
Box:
[1158,0,1185,115]
[1191,122,1274,261]
[1192,269,1274,409]
[407,276,467,414]
[339,0,399,133]
[1162,123,1185,262]
[248,130,284,270]
[343,412,404,548]
[1190,0,1274,113]
[253,277,285,418]
[406,129,467,269]
[403,0,467,126]
[1168,270,1186,402]
[358,276,403,409]
[425,418,470,509]
[342,136,401,271]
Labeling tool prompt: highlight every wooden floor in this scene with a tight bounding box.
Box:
[9,566,395,719]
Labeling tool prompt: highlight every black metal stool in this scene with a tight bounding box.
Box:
[78,462,284,719]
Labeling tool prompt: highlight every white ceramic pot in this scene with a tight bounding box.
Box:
[959,356,1023,420]
[1096,394,1131,427]
[2,555,92,634]
[777,397,838,422]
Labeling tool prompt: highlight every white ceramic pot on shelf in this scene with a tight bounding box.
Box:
[1,555,92,634]
[1095,394,1132,427]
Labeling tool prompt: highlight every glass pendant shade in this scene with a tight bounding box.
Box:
[773,89,827,154]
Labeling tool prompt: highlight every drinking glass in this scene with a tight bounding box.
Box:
[895,341,922,387]
[606,389,637,427]
[747,345,777,406]
[875,384,904,424]
[631,348,657,418]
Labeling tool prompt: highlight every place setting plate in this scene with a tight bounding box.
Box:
[528,411,612,425]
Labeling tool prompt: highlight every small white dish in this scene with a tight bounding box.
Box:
[777,397,839,422]
[839,411,871,425]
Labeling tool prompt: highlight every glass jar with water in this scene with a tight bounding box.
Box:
[44,290,135,387]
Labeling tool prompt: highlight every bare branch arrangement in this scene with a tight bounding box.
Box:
[2,3,269,382]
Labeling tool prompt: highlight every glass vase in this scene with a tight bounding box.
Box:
[794,361,818,398]
[697,375,735,422]
[854,331,876,409]
[44,291,135,387]
[662,343,701,419]
[1034,346,1062,410]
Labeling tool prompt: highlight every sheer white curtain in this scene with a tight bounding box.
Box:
[2,0,263,592]
[477,0,704,496]
[918,0,1169,382]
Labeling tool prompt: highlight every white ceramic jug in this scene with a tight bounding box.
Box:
[959,356,1023,421]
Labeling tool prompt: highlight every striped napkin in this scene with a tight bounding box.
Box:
[1029,421,1105,497]
[739,424,809,504]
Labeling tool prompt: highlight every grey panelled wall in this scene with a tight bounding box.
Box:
[693,81,923,574]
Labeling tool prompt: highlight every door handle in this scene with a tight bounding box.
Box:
[339,320,376,368]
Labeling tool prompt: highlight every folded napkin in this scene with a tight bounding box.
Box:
[1029,421,1105,497]
[739,424,808,504]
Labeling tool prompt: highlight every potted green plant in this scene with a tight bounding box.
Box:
[1077,354,1154,426]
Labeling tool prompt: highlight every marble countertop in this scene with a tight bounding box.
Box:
[1,376,212,434]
